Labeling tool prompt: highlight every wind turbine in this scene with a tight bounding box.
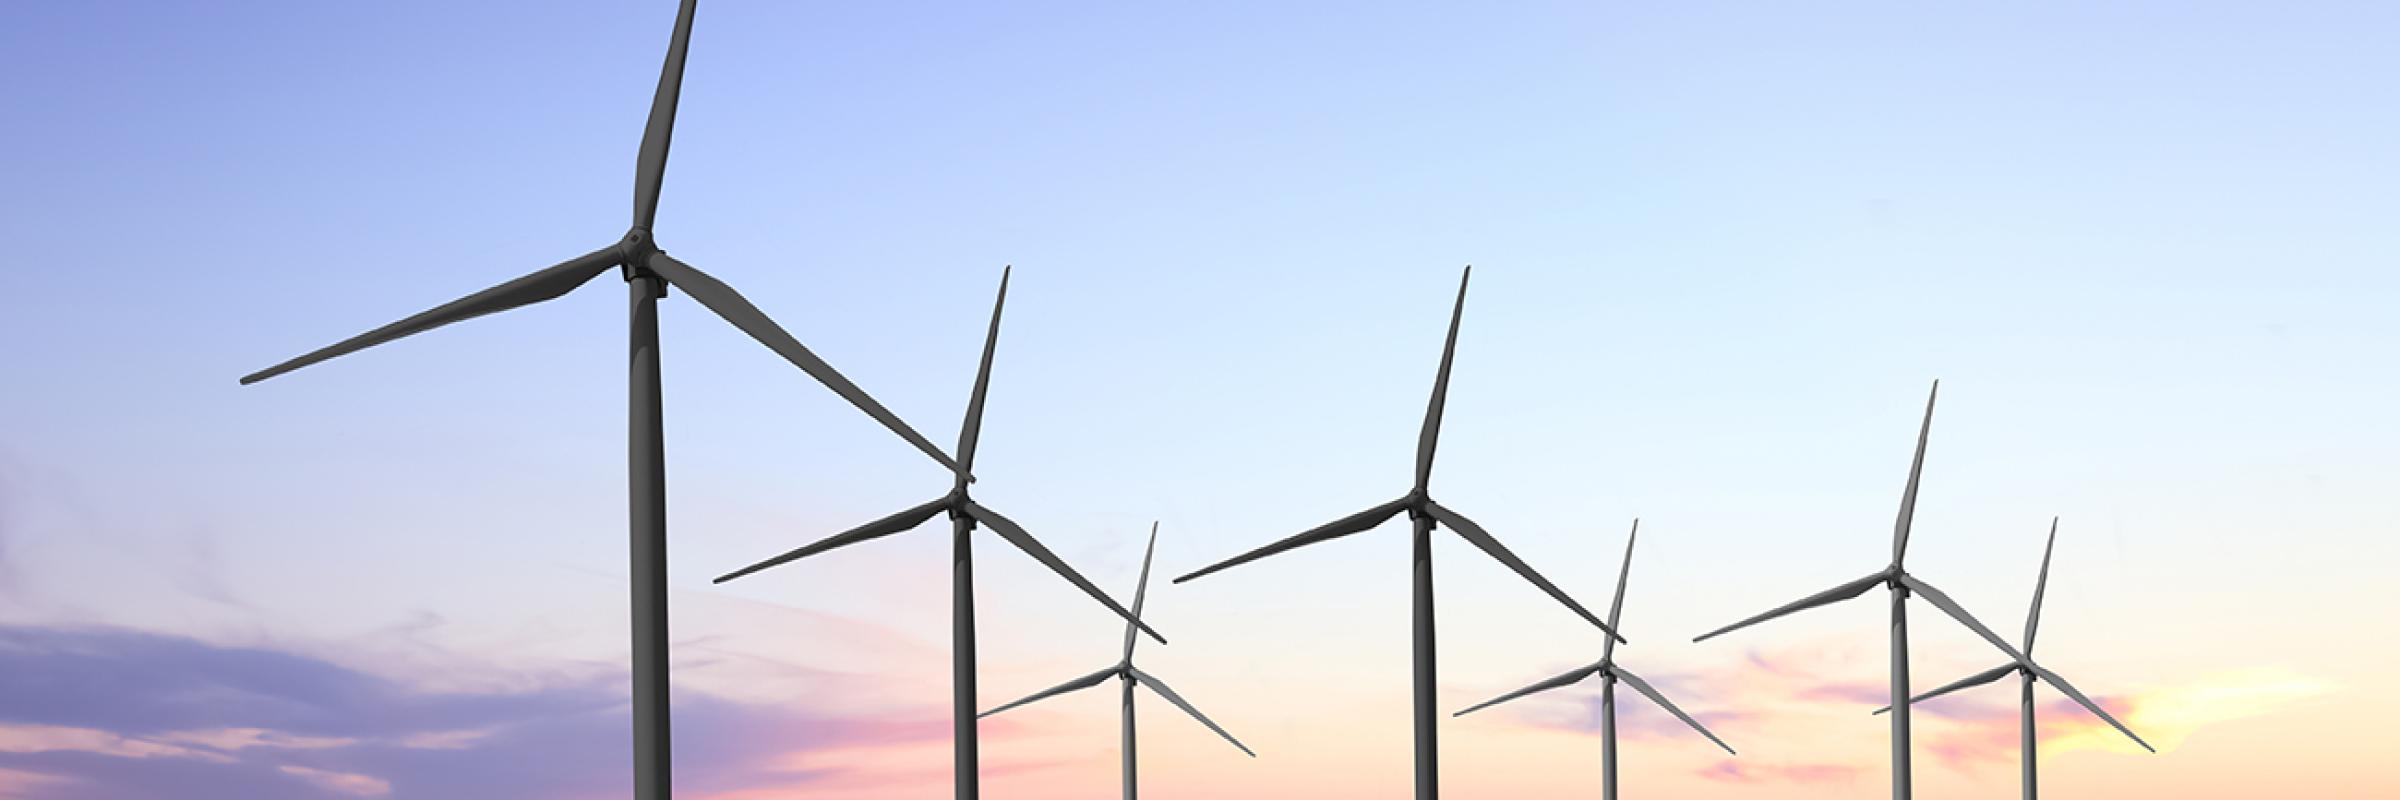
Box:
[1872,518,2154,799]
[980,524,1255,800]
[1692,381,2027,800]
[1454,521,1734,799]
[714,268,1162,800]
[1174,266,1624,800]
[237,3,960,798]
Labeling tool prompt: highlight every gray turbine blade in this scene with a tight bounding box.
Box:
[1129,667,1256,757]
[1870,663,2015,714]
[2030,664,2155,753]
[1615,665,1737,755]
[964,501,1166,644]
[1452,660,1604,717]
[645,252,962,474]
[714,495,949,583]
[1122,522,1157,664]
[240,246,620,384]
[1603,519,1638,660]
[955,267,1008,479]
[632,0,697,229]
[1173,497,1410,584]
[1898,574,2027,663]
[1427,501,1625,644]
[1892,379,1939,564]
[2025,517,2058,656]
[1693,571,1886,643]
[977,666,1118,718]
[1415,266,1470,492]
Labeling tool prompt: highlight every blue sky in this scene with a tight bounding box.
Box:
[2,2,2396,797]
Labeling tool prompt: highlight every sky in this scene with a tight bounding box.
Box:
[3,0,2397,797]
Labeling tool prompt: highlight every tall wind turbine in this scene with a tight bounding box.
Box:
[237,4,959,798]
[1174,267,1625,800]
[1692,381,2026,800]
[1454,521,1734,799]
[1872,518,2154,799]
[714,268,1162,800]
[980,524,1255,800]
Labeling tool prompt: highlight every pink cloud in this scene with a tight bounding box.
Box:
[1697,760,1864,785]
[278,765,391,798]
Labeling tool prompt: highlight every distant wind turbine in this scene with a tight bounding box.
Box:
[237,3,960,798]
[980,524,1255,800]
[1872,518,2154,799]
[714,267,1161,800]
[1175,267,1624,800]
[1692,381,2026,800]
[1455,521,1734,799]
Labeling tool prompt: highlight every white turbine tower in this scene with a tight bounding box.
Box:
[713,268,1160,800]
[1175,267,1623,800]
[1455,521,1735,799]
[1873,518,2154,799]
[239,4,959,797]
[980,526,1255,800]
[1693,381,2027,800]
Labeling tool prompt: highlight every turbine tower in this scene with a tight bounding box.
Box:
[1692,381,2025,800]
[236,4,959,798]
[980,524,1255,800]
[714,268,1161,800]
[1174,267,1624,800]
[1872,518,2154,799]
[1454,521,1734,799]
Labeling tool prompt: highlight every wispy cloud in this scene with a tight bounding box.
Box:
[1920,666,2338,770]
[0,624,967,799]
[1696,760,1864,785]
[1478,664,1758,745]
[277,765,390,798]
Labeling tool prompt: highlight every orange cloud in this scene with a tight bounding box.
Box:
[1920,666,2338,770]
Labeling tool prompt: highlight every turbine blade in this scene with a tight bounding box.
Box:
[1452,660,1603,717]
[1173,497,1409,584]
[240,247,620,384]
[1427,501,1625,644]
[1603,519,1638,660]
[632,0,698,229]
[977,666,1118,718]
[1122,522,1158,664]
[1130,667,1256,757]
[1615,665,1737,755]
[2025,517,2058,656]
[2031,664,2155,753]
[1415,266,1470,492]
[1692,571,1886,643]
[965,501,1165,644]
[1871,663,2016,714]
[1898,574,2028,663]
[646,252,961,474]
[714,495,949,583]
[955,267,1008,478]
[1892,379,1939,564]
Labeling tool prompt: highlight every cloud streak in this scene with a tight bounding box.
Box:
[0,624,968,799]
[1919,666,2338,770]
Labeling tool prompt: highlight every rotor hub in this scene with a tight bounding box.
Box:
[618,227,665,283]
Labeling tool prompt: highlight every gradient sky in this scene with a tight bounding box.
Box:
[4,1,2396,798]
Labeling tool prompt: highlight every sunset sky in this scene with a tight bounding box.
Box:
[4,1,2397,798]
